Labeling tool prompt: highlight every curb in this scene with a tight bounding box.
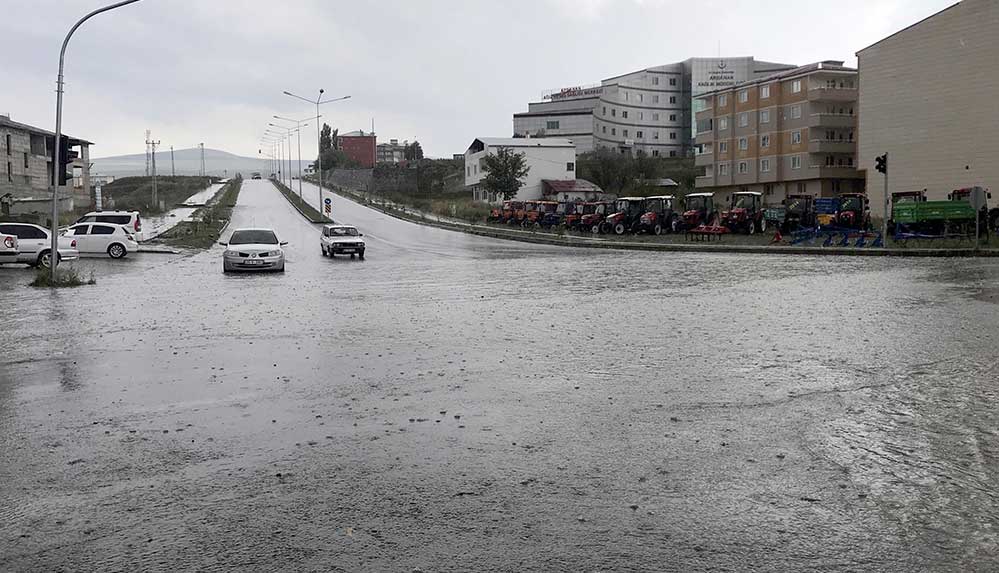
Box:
[329,188,999,258]
[270,180,329,224]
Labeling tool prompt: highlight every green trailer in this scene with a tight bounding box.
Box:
[892,200,977,237]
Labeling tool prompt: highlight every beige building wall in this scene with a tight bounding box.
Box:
[858,0,999,220]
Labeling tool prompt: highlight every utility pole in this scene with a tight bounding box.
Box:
[170,145,175,177]
[147,136,160,207]
[144,129,151,176]
[199,142,205,177]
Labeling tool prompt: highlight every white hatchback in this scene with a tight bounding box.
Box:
[220,228,287,273]
[0,223,80,267]
[73,211,143,241]
[63,223,139,259]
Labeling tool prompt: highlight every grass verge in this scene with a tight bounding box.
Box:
[160,176,243,249]
[30,267,96,288]
[271,179,331,223]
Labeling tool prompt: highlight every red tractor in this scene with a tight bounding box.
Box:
[949,187,998,232]
[499,201,525,225]
[836,193,871,230]
[601,197,647,235]
[722,191,767,234]
[637,195,680,235]
[581,201,612,234]
[560,202,585,230]
[682,192,719,229]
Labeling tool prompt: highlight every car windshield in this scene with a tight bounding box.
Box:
[733,195,755,209]
[330,227,359,237]
[644,199,662,212]
[229,230,278,245]
[840,197,862,211]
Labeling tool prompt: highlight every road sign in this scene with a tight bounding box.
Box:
[969,187,988,211]
[324,205,331,214]
[324,198,332,205]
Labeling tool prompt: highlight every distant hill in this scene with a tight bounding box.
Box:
[91,147,309,178]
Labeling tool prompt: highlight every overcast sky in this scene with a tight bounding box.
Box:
[0,0,954,160]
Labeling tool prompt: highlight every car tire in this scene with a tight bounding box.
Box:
[37,250,53,269]
[321,246,328,257]
[108,243,127,259]
[653,224,663,236]
[359,251,365,260]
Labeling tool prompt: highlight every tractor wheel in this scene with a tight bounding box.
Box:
[748,221,756,235]
[760,218,768,233]
[653,224,663,236]
[614,223,626,235]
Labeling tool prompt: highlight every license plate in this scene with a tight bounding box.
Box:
[244,259,264,265]
[340,248,354,253]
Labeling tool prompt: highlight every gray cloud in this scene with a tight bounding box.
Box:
[0,0,954,159]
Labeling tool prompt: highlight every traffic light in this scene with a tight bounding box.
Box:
[875,153,887,175]
[53,138,78,186]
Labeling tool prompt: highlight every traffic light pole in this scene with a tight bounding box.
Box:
[882,153,889,245]
[49,0,143,282]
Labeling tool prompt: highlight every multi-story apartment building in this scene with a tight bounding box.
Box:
[514,57,795,158]
[0,114,92,216]
[858,0,999,217]
[376,139,408,164]
[336,130,376,168]
[693,61,863,206]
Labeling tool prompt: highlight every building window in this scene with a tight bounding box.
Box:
[848,157,854,166]
[623,129,629,137]
[791,105,802,119]
[669,114,677,121]
[738,137,748,150]
[639,112,644,121]
[602,107,606,116]
[567,162,575,171]
[653,77,660,86]
[669,132,677,140]
[791,130,801,144]
[653,113,660,121]
[739,113,749,127]
[719,141,728,153]
[653,132,660,140]
[761,134,770,148]
[761,158,771,172]
[546,120,559,130]
[473,165,477,175]
[719,117,728,131]
[669,78,677,86]
[612,109,616,117]
[602,126,607,134]
[23,152,29,169]
[791,155,801,169]
[625,92,629,101]
[718,94,727,106]
[791,80,802,93]
[738,161,748,174]
[622,111,628,119]
[5,134,10,155]
[760,85,770,99]
[669,150,677,157]
[669,96,676,104]
[718,163,729,176]
[760,109,770,123]
[638,94,643,103]
[6,162,11,182]
[653,95,660,104]
[636,131,644,139]
[738,90,749,103]
[611,128,616,136]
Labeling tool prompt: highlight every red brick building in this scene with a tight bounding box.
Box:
[337,130,376,168]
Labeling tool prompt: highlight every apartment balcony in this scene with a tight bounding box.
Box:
[808,139,856,154]
[806,164,864,179]
[695,129,714,144]
[808,87,858,102]
[694,152,714,167]
[695,174,715,188]
[808,113,856,129]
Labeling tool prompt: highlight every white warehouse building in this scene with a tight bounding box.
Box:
[464,137,576,203]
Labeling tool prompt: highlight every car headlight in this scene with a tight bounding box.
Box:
[224,250,236,256]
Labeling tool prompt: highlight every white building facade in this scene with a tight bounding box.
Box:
[464,137,576,203]
[514,57,796,159]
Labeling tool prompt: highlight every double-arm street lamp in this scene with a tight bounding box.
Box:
[263,127,292,188]
[50,0,143,282]
[267,123,305,193]
[273,114,319,199]
[282,90,350,210]
[261,135,282,181]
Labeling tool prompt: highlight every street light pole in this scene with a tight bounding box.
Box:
[283,90,350,214]
[50,0,143,282]
[274,115,318,199]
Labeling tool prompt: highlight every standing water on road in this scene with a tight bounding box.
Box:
[2,181,999,571]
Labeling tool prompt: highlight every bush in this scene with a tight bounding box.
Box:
[30,267,96,288]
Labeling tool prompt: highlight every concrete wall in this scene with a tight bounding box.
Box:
[0,127,52,198]
[858,0,999,218]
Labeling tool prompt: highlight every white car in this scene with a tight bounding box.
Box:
[0,232,18,264]
[62,223,138,259]
[0,223,79,268]
[320,224,365,259]
[73,211,143,241]
[221,228,287,273]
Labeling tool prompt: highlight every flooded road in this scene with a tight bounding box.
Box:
[2,179,999,571]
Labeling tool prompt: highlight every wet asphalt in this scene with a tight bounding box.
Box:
[2,179,999,571]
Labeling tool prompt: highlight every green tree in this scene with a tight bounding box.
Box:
[316,124,341,173]
[404,141,424,161]
[481,147,530,200]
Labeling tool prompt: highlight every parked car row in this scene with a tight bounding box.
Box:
[0,223,79,268]
[0,210,142,269]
